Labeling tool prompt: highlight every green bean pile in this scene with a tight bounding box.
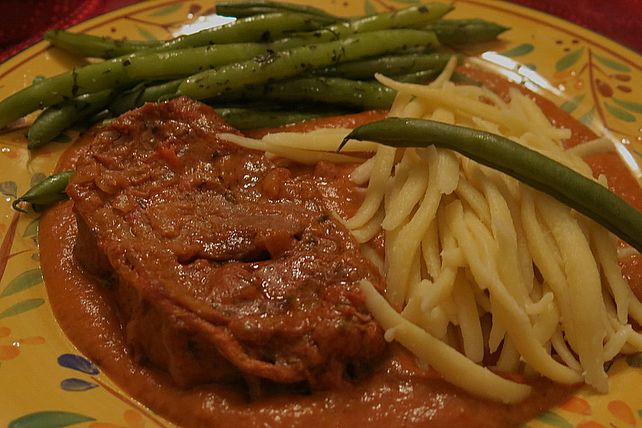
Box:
[0,0,508,148]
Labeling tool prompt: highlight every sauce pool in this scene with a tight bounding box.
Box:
[39,199,576,428]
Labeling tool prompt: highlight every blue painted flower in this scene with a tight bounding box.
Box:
[60,377,99,392]
[57,353,99,375]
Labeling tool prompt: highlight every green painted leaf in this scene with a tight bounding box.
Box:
[501,43,534,57]
[579,107,595,125]
[23,217,39,238]
[148,3,182,16]
[605,102,636,122]
[613,98,642,114]
[560,94,585,113]
[394,0,421,3]
[364,0,377,15]
[638,409,642,420]
[0,269,43,298]
[0,181,17,198]
[9,411,95,428]
[555,47,584,71]
[594,53,631,72]
[136,26,158,41]
[0,298,45,319]
[536,411,573,428]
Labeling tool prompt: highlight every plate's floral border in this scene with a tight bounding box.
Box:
[0,1,640,427]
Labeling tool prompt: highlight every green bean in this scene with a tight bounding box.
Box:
[108,80,182,115]
[214,106,345,130]
[283,3,452,44]
[84,109,113,127]
[340,118,642,252]
[426,19,509,45]
[230,71,443,110]
[315,52,452,79]
[133,80,181,101]
[393,68,441,83]
[12,171,74,212]
[215,1,342,24]
[44,13,327,58]
[226,77,394,109]
[178,29,439,100]
[27,90,114,149]
[351,3,452,32]
[449,71,482,86]
[215,67,449,110]
[44,30,157,58]
[124,42,295,80]
[0,58,131,129]
[157,12,327,51]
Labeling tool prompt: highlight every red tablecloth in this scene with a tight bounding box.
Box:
[0,0,640,62]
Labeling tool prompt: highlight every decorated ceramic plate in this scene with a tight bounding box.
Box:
[1,1,641,427]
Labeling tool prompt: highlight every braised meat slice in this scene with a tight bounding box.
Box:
[67,97,386,389]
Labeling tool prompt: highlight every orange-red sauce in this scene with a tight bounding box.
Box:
[39,69,642,427]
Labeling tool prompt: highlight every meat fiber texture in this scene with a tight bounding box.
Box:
[67,97,386,390]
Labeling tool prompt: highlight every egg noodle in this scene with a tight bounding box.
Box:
[219,57,642,403]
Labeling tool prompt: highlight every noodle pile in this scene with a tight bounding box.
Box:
[219,57,642,403]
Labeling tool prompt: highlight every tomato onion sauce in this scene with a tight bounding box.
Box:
[39,68,642,427]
